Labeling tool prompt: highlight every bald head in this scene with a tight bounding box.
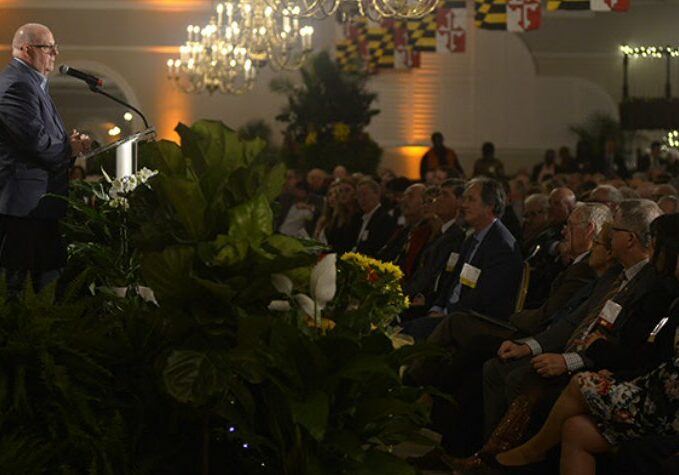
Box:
[548,187,577,226]
[11,23,57,75]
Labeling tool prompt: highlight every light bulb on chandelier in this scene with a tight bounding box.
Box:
[167,1,315,94]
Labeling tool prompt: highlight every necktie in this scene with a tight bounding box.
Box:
[565,272,627,351]
[446,236,478,310]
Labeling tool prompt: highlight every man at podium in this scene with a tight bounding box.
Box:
[0,23,91,290]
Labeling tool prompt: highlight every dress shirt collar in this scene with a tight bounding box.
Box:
[624,258,649,283]
[441,218,457,234]
[473,218,496,244]
[572,251,589,265]
[13,57,48,91]
[361,203,381,223]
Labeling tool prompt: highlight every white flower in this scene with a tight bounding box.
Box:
[294,293,319,319]
[309,253,336,307]
[268,300,292,312]
[136,286,158,306]
[271,273,293,296]
[136,167,158,184]
[108,197,129,209]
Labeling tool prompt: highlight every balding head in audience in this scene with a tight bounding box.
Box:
[658,195,679,215]
[652,183,677,201]
[522,193,550,243]
[589,185,623,211]
[564,203,612,260]
[400,184,426,225]
[548,187,577,227]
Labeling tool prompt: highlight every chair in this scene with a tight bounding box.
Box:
[513,261,532,313]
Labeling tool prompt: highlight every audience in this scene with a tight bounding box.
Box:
[273,139,679,474]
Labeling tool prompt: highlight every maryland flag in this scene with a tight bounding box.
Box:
[590,0,629,11]
[407,15,438,52]
[475,0,507,30]
[547,0,589,10]
[385,20,421,68]
[367,21,395,70]
[507,0,542,31]
[436,0,466,52]
[335,18,369,73]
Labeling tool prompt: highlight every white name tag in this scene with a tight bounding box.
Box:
[446,252,460,272]
[648,317,670,343]
[459,263,481,288]
[598,300,622,329]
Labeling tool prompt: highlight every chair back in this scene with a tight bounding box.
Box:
[514,261,531,312]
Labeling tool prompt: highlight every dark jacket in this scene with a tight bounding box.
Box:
[432,219,523,321]
[354,204,397,258]
[0,59,72,219]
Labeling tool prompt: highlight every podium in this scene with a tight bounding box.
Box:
[82,127,156,178]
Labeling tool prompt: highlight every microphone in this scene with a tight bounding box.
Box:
[59,65,104,88]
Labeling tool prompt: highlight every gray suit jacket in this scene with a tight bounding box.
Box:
[0,59,71,219]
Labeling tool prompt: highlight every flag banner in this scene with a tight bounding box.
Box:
[590,0,629,11]
[436,0,467,52]
[367,21,395,70]
[407,15,438,52]
[547,0,589,11]
[335,18,369,73]
[386,20,422,68]
[475,0,507,30]
[507,0,542,31]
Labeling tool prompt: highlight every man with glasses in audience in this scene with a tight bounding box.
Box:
[0,23,91,290]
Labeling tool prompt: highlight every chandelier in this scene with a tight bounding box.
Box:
[262,0,440,20]
[167,1,314,94]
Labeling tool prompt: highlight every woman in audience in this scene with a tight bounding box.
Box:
[314,181,338,243]
[477,214,679,475]
[322,177,361,254]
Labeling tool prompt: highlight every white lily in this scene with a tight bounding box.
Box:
[268,300,292,312]
[267,254,337,324]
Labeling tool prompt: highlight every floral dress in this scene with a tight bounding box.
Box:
[577,343,679,445]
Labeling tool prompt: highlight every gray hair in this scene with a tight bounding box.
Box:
[524,193,549,210]
[617,199,663,248]
[574,202,612,235]
[593,184,623,203]
[357,178,380,195]
[468,177,506,217]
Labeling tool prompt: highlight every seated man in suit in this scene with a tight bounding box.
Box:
[406,203,609,466]
[0,23,91,290]
[403,178,466,307]
[353,178,397,257]
[482,200,678,463]
[403,177,523,341]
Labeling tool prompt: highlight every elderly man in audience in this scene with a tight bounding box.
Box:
[404,179,466,307]
[477,200,677,471]
[352,178,397,257]
[658,195,679,214]
[522,187,576,308]
[406,204,609,468]
[403,178,523,342]
[377,183,432,279]
[589,184,624,211]
[520,194,550,256]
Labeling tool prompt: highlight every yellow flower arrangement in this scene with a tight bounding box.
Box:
[305,130,318,145]
[332,122,351,143]
[341,252,404,281]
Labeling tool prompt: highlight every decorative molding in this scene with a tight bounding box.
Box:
[0,0,211,12]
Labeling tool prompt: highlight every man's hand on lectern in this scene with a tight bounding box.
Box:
[70,129,92,156]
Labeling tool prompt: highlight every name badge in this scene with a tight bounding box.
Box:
[360,230,369,242]
[597,300,622,329]
[446,252,460,272]
[459,263,481,289]
[648,317,670,343]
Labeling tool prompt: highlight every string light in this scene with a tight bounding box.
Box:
[620,45,679,59]
[667,130,679,148]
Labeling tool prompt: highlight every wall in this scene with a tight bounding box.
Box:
[0,0,676,178]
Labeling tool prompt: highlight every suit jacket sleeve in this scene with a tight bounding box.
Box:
[0,80,71,171]
[532,298,589,353]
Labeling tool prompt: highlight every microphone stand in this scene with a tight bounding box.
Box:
[88,84,150,129]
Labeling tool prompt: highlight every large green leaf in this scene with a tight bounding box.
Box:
[289,391,329,441]
[227,194,273,243]
[263,162,287,202]
[141,246,195,302]
[154,175,207,240]
[145,140,186,177]
[163,350,219,404]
